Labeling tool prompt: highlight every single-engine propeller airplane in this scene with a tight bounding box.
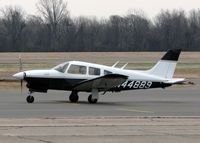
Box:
[13,49,185,104]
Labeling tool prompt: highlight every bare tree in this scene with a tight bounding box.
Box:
[37,0,69,51]
[123,12,150,51]
[155,10,188,50]
[188,10,200,50]
[0,6,26,51]
[22,15,46,51]
[1,5,200,52]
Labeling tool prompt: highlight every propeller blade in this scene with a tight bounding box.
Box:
[20,80,23,95]
[19,54,22,72]
[19,55,23,95]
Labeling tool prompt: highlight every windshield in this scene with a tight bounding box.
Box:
[53,62,69,73]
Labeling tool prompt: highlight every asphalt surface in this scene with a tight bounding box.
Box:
[1,117,200,143]
[0,86,200,143]
[0,87,199,118]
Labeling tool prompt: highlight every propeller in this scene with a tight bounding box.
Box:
[19,55,23,95]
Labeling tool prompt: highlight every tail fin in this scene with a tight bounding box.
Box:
[147,49,181,79]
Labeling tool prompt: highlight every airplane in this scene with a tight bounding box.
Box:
[13,49,185,104]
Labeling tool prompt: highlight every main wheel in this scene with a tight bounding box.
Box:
[69,92,79,103]
[88,95,98,104]
[26,96,34,103]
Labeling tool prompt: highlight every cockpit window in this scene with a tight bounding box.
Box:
[89,67,100,75]
[53,63,69,73]
[68,64,86,75]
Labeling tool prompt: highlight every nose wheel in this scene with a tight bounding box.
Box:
[26,91,34,103]
[26,96,34,103]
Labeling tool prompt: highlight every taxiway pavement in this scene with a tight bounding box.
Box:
[0,87,200,142]
[0,87,199,118]
[0,117,200,143]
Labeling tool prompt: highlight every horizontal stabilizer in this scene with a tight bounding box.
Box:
[73,74,128,92]
[164,78,186,84]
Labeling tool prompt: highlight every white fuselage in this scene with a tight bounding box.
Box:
[19,61,167,82]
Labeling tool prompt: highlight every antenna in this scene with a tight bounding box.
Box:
[121,63,128,69]
[112,61,119,67]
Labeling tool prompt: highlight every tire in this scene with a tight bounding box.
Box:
[26,96,34,103]
[69,92,79,103]
[88,94,98,104]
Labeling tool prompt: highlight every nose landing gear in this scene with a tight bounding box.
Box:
[26,91,34,103]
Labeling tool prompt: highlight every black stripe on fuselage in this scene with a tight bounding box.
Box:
[25,77,86,92]
[25,77,172,92]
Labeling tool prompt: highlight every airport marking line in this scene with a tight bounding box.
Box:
[118,108,154,113]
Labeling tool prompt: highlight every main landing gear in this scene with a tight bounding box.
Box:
[88,94,98,104]
[69,91,79,103]
[88,89,99,104]
[69,89,99,104]
[26,91,34,103]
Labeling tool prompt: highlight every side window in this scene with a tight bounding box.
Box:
[68,65,86,75]
[89,67,100,75]
[104,70,112,75]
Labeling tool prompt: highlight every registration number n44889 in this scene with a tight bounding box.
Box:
[118,81,152,89]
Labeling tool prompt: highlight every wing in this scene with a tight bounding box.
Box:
[73,74,128,92]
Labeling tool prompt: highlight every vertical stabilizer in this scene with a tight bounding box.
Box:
[147,49,181,79]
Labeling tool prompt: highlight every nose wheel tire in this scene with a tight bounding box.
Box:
[26,96,34,103]
[88,95,98,104]
[69,92,79,103]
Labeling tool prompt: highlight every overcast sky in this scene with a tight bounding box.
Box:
[0,0,200,18]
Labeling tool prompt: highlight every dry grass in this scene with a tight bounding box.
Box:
[0,79,21,89]
[0,52,199,88]
[174,69,200,79]
[0,52,199,62]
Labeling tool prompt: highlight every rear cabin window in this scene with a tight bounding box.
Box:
[89,67,100,75]
[104,70,112,75]
[68,64,86,75]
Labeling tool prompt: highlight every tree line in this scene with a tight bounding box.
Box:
[0,0,200,52]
